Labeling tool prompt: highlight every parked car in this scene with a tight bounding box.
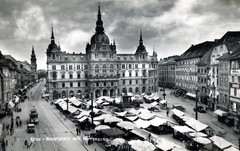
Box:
[27,124,35,133]
[193,106,206,113]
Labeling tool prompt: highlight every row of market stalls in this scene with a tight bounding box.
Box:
[54,96,186,151]
[171,108,238,151]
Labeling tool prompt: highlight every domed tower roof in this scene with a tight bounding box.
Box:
[47,25,58,54]
[90,3,110,45]
[135,30,147,54]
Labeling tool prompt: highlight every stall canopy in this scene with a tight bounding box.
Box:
[193,137,211,145]
[129,140,156,151]
[138,112,155,120]
[185,118,209,132]
[134,119,150,129]
[186,92,196,98]
[224,146,239,151]
[128,108,140,115]
[171,108,185,117]
[160,100,167,104]
[101,128,125,137]
[54,98,64,104]
[130,128,151,140]
[149,117,168,127]
[114,111,128,117]
[155,137,182,151]
[151,101,158,107]
[214,109,227,116]
[104,116,123,123]
[117,121,136,130]
[8,101,15,108]
[173,126,195,133]
[125,116,139,122]
[209,135,232,149]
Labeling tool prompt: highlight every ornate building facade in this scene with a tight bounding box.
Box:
[46,4,158,100]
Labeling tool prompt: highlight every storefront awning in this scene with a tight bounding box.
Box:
[186,93,196,98]
[214,109,227,116]
[9,101,15,108]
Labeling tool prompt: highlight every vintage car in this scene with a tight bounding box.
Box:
[27,124,35,133]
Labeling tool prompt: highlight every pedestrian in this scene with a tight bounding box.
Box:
[24,140,28,148]
[16,121,19,127]
[76,127,79,135]
[1,139,6,151]
[19,120,22,127]
[166,109,169,117]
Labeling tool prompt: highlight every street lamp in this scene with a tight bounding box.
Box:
[195,85,198,120]
[160,84,166,100]
[66,87,69,112]
[90,92,94,125]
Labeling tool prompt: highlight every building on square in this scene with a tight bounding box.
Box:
[46,4,158,100]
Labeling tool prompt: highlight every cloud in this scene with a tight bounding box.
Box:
[14,3,48,41]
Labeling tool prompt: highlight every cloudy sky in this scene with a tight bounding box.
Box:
[1,0,240,69]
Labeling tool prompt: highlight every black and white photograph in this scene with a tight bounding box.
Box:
[0,0,240,151]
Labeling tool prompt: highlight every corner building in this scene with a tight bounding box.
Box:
[46,4,158,100]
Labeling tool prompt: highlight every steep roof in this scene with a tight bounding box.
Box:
[176,41,215,61]
[196,48,213,66]
[215,31,240,51]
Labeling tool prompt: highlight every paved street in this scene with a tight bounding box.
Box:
[1,81,104,151]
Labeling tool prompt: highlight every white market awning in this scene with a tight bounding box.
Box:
[149,117,167,127]
[151,101,159,107]
[171,108,185,117]
[186,93,196,98]
[209,135,232,149]
[185,118,209,132]
[134,119,150,129]
[214,109,227,116]
[9,101,15,108]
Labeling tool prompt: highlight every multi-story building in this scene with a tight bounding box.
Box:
[228,46,240,132]
[46,4,158,100]
[175,41,215,98]
[196,48,213,107]
[158,56,178,89]
[209,31,240,111]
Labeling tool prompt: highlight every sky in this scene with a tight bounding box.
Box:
[1,0,240,70]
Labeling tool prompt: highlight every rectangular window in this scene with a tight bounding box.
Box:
[62,83,65,88]
[135,64,138,68]
[70,82,73,87]
[129,80,132,85]
[136,80,138,84]
[78,82,80,87]
[61,65,65,70]
[142,64,145,68]
[52,65,56,70]
[232,76,234,83]
[77,65,80,70]
[136,72,138,77]
[225,78,228,87]
[123,80,125,85]
[62,74,65,79]
[85,82,88,87]
[238,76,240,83]
[220,63,223,70]
[129,72,132,77]
[70,73,73,79]
[122,64,125,69]
[84,65,88,69]
[77,73,80,79]
[122,72,125,77]
[225,63,228,70]
[129,64,132,69]
[69,65,72,70]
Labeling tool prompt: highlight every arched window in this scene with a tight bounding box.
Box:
[135,87,139,93]
[95,65,99,73]
[102,64,106,73]
[129,87,132,93]
[110,64,114,72]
